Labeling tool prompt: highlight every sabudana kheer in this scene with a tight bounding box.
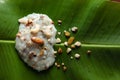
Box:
[15,13,57,71]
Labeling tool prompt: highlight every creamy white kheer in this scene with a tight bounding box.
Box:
[15,13,57,71]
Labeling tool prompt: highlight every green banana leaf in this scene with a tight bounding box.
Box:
[0,0,120,80]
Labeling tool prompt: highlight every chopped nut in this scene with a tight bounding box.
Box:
[70,56,73,59]
[42,56,46,59]
[26,19,33,26]
[58,19,62,25]
[41,30,52,39]
[48,39,51,43]
[64,30,67,33]
[31,37,44,45]
[50,27,53,30]
[51,21,54,24]
[74,41,81,47]
[39,49,44,57]
[20,37,26,41]
[40,15,44,19]
[45,33,52,39]
[18,17,28,24]
[54,51,57,55]
[64,41,68,46]
[31,24,40,34]
[58,32,61,35]
[87,50,91,55]
[63,66,67,71]
[43,47,48,50]
[28,19,33,23]
[56,38,61,43]
[68,37,75,45]
[71,26,78,33]
[58,48,63,54]
[31,29,38,35]
[32,63,36,69]
[74,53,80,59]
[28,51,36,59]
[57,64,61,68]
[16,32,21,38]
[55,62,58,66]
[61,63,65,66]
[66,48,72,54]
[71,44,76,49]
[64,31,70,37]
[26,41,33,46]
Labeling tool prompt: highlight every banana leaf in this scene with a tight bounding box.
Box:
[0,0,120,80]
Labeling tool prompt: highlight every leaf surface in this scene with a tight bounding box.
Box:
[0,0,120,80]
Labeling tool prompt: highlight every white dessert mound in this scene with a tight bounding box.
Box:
[15,13,57,71]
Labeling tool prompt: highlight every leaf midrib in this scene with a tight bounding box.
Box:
[0,40,120,48]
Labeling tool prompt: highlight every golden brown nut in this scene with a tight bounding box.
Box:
[31,37,44,45]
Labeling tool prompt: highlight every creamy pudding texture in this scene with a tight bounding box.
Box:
[15,13,57,71]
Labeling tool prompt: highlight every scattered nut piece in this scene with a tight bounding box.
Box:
[58,19,62,25]
[87,50,91,55]
[56,38,61,43]
[42,56,46,59]
[28,51,36,59]
[18,17,28,24]
[64,30,67,33]
[61,63,65,66]
[48,39,51,43]
[26,41,33,46]
[57,64,61,68]
[28,19,33,23]
[58,47,63,54]
[16,32,21,38]
[41,30,52,39]
[74,53,80,59]
[71,44,76,49]
[20,37,26,41]
[58,32,61,35]
[45,33,52,39]
[55,62,58,66]
[63,66,67,71]
[31,24,40,34]
[71,26,78,33]
[40,15,44,19]
[31,29,39,35]
[66,48,72,54]
[31,37,44,45]
[32,63,37,69]
[43,47,48,50]
[51,21,54,24]
[68,37,75,45]
[39,49,44,57]
[64,41,68,46]
[54,51,57,55]
[26,19,33,26]
[70,56,73,59]
[64,31,70,37]
[74,41,81,47]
